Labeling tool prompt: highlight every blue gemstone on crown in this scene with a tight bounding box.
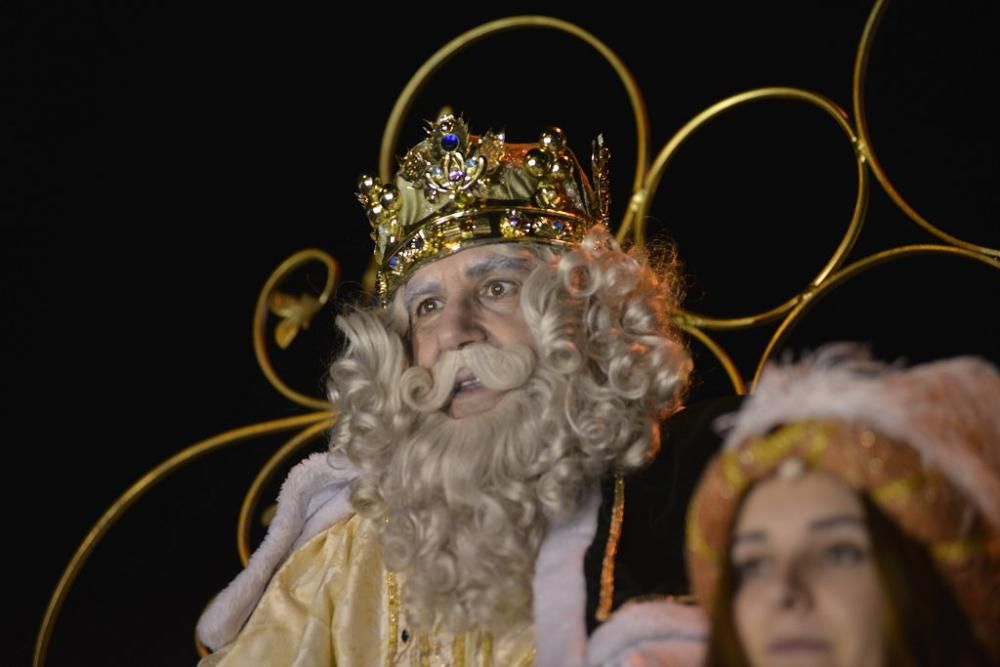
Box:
[441,133,460,151]
[365,114,597,305]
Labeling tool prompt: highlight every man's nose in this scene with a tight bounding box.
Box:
[437,298,487,351]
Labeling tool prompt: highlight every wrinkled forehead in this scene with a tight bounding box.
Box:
[385,243,545,326]
[404,242,542,292]
[410,243,537,282]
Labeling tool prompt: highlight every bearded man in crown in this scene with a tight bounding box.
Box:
[196,114,708,667]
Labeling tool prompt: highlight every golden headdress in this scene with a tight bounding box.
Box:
[357,112,610,303]
[686,346,1000,656]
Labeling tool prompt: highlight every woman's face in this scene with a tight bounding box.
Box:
[731,469,884,667]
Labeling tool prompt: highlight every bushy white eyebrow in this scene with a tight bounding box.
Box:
[404,254,535,312]
[404,280,442,313]
[464,255,535,280]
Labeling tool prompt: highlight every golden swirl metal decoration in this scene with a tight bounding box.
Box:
[377,15,651,244]
[34,412,333,667]
[36,251,340,666]
[36,4,998,665]
[253,249,340,411]
[623,1,997,391]
[852,0,998,259]
[376,5,997,394]
[638,88,869,330]
[237,417,335,565]
[753,245,1000,387]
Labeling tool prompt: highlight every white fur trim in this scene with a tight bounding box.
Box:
[718,345,1000,529]
[198,462,616,664]
[195,451,359,650]
[533,488,601,667]
[586,599,706,667]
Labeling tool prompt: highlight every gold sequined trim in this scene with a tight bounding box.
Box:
[685,494,719,563]
[386,571,400,667]
[872,472,926,505]
[721,450,746,494]
[596,475,625,622]
[419,635,432,667]
[516,647,536,667]
[451,634,466,667]
[933,537,986,564]
[481,632,493,667]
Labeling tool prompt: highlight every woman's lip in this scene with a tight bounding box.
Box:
[768,638,830,653]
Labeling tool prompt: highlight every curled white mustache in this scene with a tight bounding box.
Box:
[399,344,536,413]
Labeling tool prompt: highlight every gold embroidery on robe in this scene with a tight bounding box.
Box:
[200,514,535,666]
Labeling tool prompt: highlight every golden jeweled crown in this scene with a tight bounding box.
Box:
[357,113,610,302]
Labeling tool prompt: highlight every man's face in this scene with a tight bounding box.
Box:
[403,245,538,419]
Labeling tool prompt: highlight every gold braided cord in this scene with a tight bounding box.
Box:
[595,475,625,622]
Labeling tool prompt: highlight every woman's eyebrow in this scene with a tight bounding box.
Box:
[732,530,766,545]
[809,514,865,531]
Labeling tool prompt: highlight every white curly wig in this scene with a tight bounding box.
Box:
[326,225,692,630]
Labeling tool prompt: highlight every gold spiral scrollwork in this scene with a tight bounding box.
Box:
[377,15,651,242]
[34,412,332,667]
[237,417,335,565]
[753,246,1000,386]
[36,4,999,664]
[852,0,998,259]
[253,249,340,410]
[637,88,869,329]
[37,251,340,666]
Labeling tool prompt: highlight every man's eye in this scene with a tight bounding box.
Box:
[483,280,517,298]
[415,299,440,317]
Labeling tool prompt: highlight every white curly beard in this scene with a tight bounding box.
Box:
[377,343,560,631]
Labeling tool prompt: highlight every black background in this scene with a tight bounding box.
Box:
[5,3,997,665]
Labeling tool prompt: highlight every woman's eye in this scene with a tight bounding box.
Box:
[733,556,771,583]
[822,543,866,566]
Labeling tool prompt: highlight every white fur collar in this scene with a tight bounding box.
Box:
[586,598,706,667]
[196,455,703,667]
[533,488,600,667]
[196,451,358,650]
